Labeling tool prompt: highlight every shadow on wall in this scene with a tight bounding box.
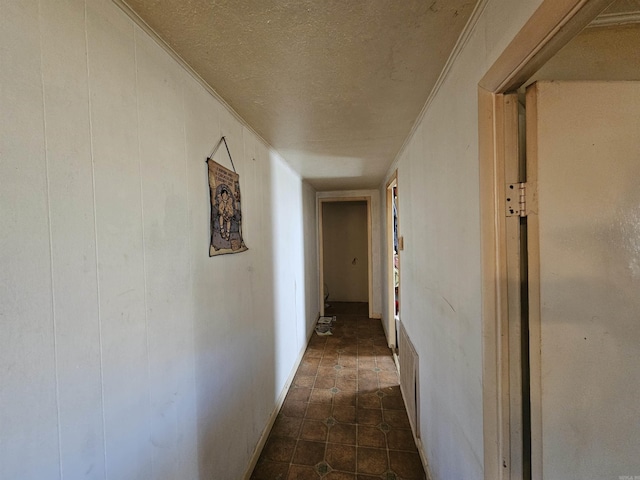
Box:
[193,137,317,479]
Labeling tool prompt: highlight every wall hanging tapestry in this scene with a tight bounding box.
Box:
[206,136,248,256]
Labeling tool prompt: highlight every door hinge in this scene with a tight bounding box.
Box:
[506,182,527,217]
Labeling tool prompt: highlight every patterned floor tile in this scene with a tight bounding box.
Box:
[250,304,425,480]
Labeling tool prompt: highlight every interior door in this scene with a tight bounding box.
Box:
[526,81,640,480]
[386,175,400,349]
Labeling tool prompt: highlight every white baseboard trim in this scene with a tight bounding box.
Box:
[415,436,433,480]
[242,315,318,479]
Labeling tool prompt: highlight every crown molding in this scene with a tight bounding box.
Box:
[381,0,490,188]
[589,10,640,27]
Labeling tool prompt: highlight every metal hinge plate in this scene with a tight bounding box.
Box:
[506,182,527,217]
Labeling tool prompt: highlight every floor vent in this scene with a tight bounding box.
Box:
[399,322,420,438]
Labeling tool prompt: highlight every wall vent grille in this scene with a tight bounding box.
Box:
[399,322,420,438]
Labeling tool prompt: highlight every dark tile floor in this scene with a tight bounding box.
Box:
[251,303,426,480]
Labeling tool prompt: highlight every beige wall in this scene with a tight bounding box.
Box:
[322,201,368,303]
[0,1,318,479]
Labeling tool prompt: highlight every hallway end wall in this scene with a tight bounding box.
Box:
[322,201,369,303]
[317,190,383,320]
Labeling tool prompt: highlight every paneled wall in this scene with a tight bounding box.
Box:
[0,1,318,479]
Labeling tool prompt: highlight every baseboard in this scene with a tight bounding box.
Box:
[415,436,433,480]
[242,315,317,479]
[309,311,320,334]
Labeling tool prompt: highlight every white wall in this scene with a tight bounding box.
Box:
[322,201,369,303]
[380,1,544,479]
[0,1,318,479]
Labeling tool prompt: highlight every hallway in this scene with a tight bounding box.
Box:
[250,305,425,479]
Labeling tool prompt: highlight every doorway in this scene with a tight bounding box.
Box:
[479,1,640,478]
[318,197,373,318]
[386,173,400,350]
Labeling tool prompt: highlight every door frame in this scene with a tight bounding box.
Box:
[385,171,399,349]
[318,196,373,319]
[478,1,613,478]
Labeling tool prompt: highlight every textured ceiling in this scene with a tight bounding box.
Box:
[123,0,477,190]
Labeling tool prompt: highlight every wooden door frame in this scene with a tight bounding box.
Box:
[478,1,613,478]
[385,172,399,348]
[318,196,373,319]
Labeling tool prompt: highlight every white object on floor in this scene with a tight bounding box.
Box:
[314,324,332,336]
[317,316,336,325]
